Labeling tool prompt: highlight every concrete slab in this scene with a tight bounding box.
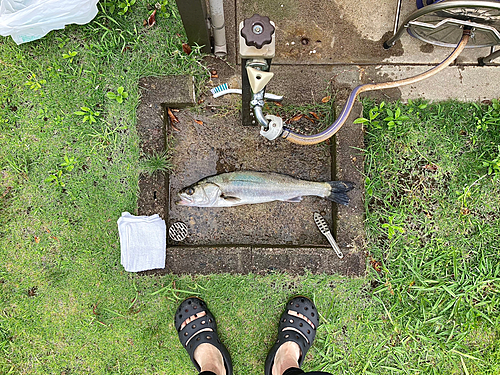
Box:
[136,60,366,276]
[251,247,363,275]
[166,246,252,274]
[167,109,335,247]
[236,0,498,65]
[365,65,500,102]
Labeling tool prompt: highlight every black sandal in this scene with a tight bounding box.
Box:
[175,297,233,375]
[265,296,320,375]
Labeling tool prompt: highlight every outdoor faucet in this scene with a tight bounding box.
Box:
[239,14,277,128]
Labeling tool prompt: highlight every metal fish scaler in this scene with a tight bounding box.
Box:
[177,171,354,208]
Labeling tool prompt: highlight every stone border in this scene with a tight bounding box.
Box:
[136,72,366,276]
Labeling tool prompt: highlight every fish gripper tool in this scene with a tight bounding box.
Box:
[313,213,343,259]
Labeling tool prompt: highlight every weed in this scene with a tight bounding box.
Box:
[106,86,128,103]
[381,215,405,239]
[62,50,78,63]
[140,149,172,176]
[24,73,46,92]
[383,106,410,130]
[45,155,76,188]
[482,145,500,176]
[55,36,70,49]
[118,0,136,15]
[74,106,100,124]
[87,121,128,149]
[354,101,409,132]
[353,101,384,128]
[156,0,178,18]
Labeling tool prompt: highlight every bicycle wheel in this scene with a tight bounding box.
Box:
[408,0,500,47]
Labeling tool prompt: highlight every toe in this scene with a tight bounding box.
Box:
[180,311,207,330]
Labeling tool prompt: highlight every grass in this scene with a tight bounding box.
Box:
[360,99,500,374]
[0,1,499,374]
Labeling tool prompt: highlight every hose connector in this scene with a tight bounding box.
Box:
[260,115,283,140]
[250,90,270,129]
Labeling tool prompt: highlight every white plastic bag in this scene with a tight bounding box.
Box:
[0,0,99,44]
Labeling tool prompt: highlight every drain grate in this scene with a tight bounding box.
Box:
[169,222,188,242]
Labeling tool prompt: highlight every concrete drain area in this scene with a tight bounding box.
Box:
[168,110,334,247]
[136,75,365,276]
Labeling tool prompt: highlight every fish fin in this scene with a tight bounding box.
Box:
[221,194,241,203]
[284,196,303,203]
[326,181,355,206]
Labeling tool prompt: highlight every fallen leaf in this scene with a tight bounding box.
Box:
[146,9,156,28]
[303,114,315,123]
[182,43,192,55]
[167,108,180,123]
[321,96,331,103]
[309,112,320,120]
[34,236,40,243]
[370,258,382,273]
[461,207,470,215]
[27,286,37,297]
[194,120,204,125]
[51,236,59,242]
[1,186,12,199]
[273,102,282,107]
[423,163,438,172]
[290,114,303,122]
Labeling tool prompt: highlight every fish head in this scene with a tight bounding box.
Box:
[177,182,221,207]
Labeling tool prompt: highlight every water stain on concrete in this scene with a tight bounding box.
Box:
[167,110,335,247]
[420,43,435,54]
[240,0,404,64]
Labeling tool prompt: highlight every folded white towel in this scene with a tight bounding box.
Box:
[117,212,166,272]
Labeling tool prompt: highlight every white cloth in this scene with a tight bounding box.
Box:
[117,212,166,272]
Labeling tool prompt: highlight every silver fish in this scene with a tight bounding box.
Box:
[177,171,354,207]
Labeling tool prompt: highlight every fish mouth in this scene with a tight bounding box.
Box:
[176,194,193,206]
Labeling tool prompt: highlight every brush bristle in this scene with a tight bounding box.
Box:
[210,83,228,94]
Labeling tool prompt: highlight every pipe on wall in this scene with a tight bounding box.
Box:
[209,0,227,56]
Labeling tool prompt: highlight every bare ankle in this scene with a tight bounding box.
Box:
[194,343,226,375]
[272,341,300,375]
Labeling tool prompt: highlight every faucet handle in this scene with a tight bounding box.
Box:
[241,14,275,49]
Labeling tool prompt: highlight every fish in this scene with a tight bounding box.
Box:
[177,171,354,207]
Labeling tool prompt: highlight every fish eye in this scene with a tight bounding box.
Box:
[186,187,195,195]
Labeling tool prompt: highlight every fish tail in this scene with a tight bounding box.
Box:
[326,181,355,206]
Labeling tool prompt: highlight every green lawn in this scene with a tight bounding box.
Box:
[1,1,499,374]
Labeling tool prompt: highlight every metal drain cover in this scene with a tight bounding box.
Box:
[169,222,188,242]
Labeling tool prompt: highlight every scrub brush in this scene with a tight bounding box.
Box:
[210,83,242,98]
[314,212,344,259]
[210,83,283,101]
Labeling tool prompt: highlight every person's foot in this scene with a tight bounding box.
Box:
[175,297,232,375]
[265,297,319,375]
[180,311,226,375]
[271,311,316,375]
